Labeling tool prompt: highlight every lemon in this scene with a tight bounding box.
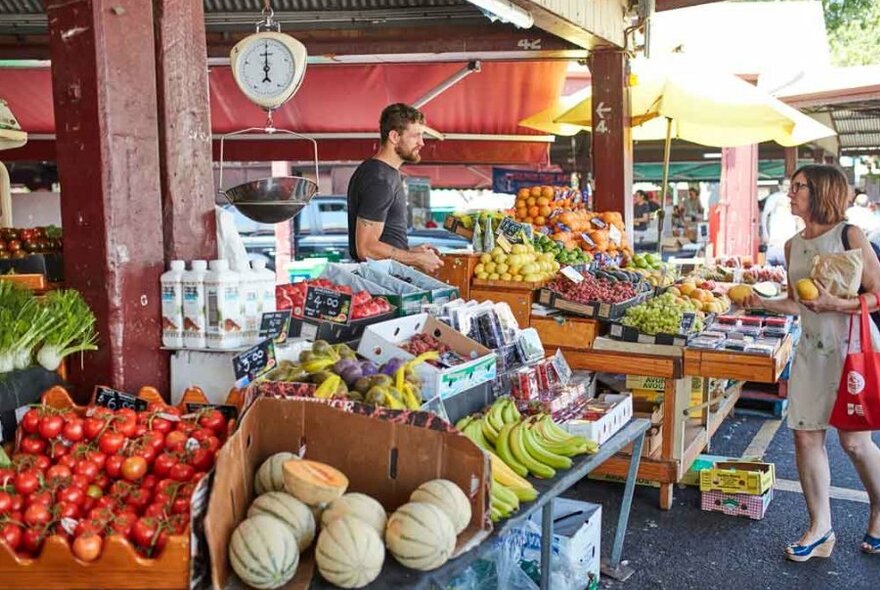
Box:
[474,263,485,275]
[501,273,512,281]
[513,275,524,282]
[509,265,521,276]
[491,247,505,258]
[480,253,492,264]
[485,262,497,274]
[488,273,500,280]
[496,263,509,274]
[476,272,489,280]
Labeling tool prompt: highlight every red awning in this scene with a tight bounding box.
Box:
[1,61,566,165]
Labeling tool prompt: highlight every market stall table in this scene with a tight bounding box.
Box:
[305,418,651,589]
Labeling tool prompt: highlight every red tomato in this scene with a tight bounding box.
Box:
[109,481,132,500]
[45,464,73,483]
[83,417,105,440]
[142,431,165,452]
[125,487,152,513]
[0,523,22,551]
[197,410,226,435]
[14,471,39,496]
[62,419,84,442]
[164,431,187,453]
[38,415,64,440]
[121,456,148,482]
[58,455,78,470]
[133,424,147,437]
[174,421,194,435]
[132,445,157,465]
[19,435,47,455]
[72,533,103,562]
[26,490,54,508]
[171,496,190,515]
[55,500,80,520]
[153,453,178,478]
[95,495,117,511]
[70,473,89,490]
[75,519,103,538]
[0,491,12,514]
[144,503,167,518]
[86,450,107,470]
[104,455,124,479]
[49,441,69,459]
[141,475,157,492]
[33,455,51,472]
[93,473,111,492]
[10,495,22,512]
[98,432,125,455]
[23,503,51,526]
[169,463,194,483]
[20,409,42,434]
[149,416,173,435]
[73,460,99,482]
[187,448,214,472]
[57,485,86,507]
[109,511,136,536]
[80,496,97,513]
[21,526,46,554]
[130,517,158,548]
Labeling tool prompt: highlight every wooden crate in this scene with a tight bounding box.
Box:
[530,314,600,351]
[470,286,536,328]
[684,334,793,383]
[430,253,480,300]
[0,273,47,290]
[471,278,546,291]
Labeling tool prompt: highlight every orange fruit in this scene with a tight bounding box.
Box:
[526,197,536,207]
[534,215,546,226]
[536,196,550,207]
[516,207,527,219]
[528,206,540,218]
[524,217,534,224]
[541,186,555,198]
[539,205,552,217]
[515,199,527,209]
[530,186,542,198]
[517,188,531,200]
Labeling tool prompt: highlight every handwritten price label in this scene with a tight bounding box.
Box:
[93,386,148,411]
[232,339,276,385]
[259,310,291,342]
[304,286,352,324]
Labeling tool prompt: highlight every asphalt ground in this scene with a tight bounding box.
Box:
[565,412,880,590]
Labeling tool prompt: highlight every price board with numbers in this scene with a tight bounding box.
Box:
[304,286,352,324]
[259,310,291,342]
[495,217,532,244]
[93,386,148,411]
[232,339,276,385]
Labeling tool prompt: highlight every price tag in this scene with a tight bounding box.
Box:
[580,232,596,248]
[496,234,513,253]
[94,386,148,411]
[495,217,532,244]
[552,349,573,385]
[184,402,239,422]
[608,224,622,245]
[590,217,607,229]
[259,310,291,342]
[680,312,696,334]
[560,266,585,283]
[304,286,352,324]
[232,339,277,386]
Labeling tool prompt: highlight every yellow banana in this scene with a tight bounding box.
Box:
[302,358,337,373]
[489,454,538,502]
[495,422,530,478]
[314,375,341,399]
[510,423,555,479]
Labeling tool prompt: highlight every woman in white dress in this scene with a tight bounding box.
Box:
[747,165,880,561]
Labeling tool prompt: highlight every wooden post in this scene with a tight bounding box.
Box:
[44,0,167,397]
[784,146,798,178]
[588,49,633,232]
[153,0,217,262]
[718,145,759,258]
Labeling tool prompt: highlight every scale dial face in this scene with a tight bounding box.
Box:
[231,32,307,110]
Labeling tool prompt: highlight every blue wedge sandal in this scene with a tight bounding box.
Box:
[786,530,835,562]
[862,534,880,554]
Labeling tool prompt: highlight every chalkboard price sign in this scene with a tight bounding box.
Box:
[680,312,696,334]
[94,386,148,411]
[232,339,276,383]
[259,310,291,342]
[304,286,352,324]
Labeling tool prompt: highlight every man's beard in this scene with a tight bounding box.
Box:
[396,144,421,164]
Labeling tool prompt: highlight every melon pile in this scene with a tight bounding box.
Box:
[227,454,473,589]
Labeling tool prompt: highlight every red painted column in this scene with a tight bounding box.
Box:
[44,0,167,397]
[588,49,633,230]
[153,0,217,261]
[784,146,798,178]
[717,145,759,258]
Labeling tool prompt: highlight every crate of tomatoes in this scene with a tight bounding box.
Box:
[0,385,235,589]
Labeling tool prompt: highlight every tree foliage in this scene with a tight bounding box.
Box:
[823,0,880,66]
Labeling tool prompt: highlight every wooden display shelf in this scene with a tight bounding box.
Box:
[430,253,480,301]
[563,347,682,379]
[531,314,601,352]
[0,273,47,290]
[683,334,793,383]
[471,278,547,291]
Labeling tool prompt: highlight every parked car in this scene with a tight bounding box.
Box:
[225,196,469,269]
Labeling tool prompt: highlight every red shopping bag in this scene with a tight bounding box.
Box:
[830,293,880,430]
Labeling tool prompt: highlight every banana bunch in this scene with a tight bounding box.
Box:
[479,397,522,445]
[490,480,521,522]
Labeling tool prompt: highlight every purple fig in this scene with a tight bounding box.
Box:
[360,360,378,377]
[380,358,405,377]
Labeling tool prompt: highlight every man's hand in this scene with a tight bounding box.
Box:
[412,248,444,273]
[412,243,440,254]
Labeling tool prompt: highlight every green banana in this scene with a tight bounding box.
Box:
[455,416,473,431]
[495,423,530,478]
[507,399,522,423]
[481,416,499,445]
[492,483,520,511]
[510,423,556,479]
[490,505,503,522]
[491,489,517,516]
[532,427,588,456]
[500,399,517,424]
[523,425,572,470]
[464,420,493,452]
[486,402,505,431]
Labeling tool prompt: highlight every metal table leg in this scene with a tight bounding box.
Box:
[600,431,645,581]
[539,498,554,590]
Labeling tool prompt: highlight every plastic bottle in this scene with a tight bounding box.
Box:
[160,260,186,349]
[182,260,208,349]
[251,259,277,317]
[205,259,242,349]
[235,262,261,345]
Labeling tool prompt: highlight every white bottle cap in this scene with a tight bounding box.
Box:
[191,260,207,271]
[209,259,229,271]
[169,260,185,271]
[251,259,266,270]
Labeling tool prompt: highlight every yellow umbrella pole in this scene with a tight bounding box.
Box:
[658,117,673,255]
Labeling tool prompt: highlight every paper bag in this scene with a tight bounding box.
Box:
[811,249,863,298]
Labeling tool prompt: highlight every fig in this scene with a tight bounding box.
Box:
[353,377,372,394]
[299,350,316,363]
[312,340,332,356]
[333,358,358,375]
[360,360,378,377]
[380,358,405,376]
[310,370,334,385]
[340,365,364,387]
[368,374,393,387]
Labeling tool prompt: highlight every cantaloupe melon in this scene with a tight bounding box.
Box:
[409,479,471,534]
[385,502,456,571]
[254,452,299,495]
[247,491,316,551]
[321,492,387,536]
[316,516,385,589]
[283,459,348,506]
[229,515,299,589]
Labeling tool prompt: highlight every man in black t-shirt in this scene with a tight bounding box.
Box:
[347,103,443,273]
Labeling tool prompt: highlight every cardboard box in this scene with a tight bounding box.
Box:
[700,488,773,520]
[358,313,497,400]
[631,388,663,403]
[699,461,776,495]
[626,375,704,395]
[537,288,643,321]
[680,454,741,487]
[622,423,662,458]
[204,397,492,590]
[366,259,459,305]
[562,393,633,446]
[632,398,663,424]
[505,498,601,586]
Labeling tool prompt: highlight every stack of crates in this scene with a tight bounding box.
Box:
[699,461,775,520]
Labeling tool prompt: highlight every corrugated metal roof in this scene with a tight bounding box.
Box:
[833,108,880,151]
[0,0,42,14]
[0,0,467,14]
